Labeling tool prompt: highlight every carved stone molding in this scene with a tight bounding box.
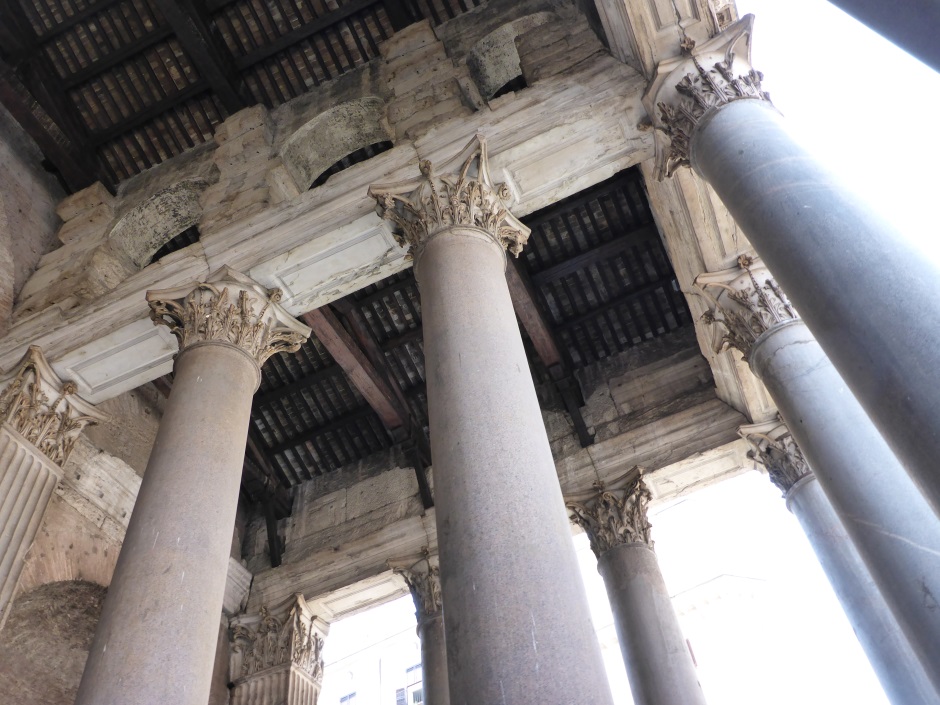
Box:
[566,467,653,557]
[646,14,772,178]
[0,346,105,466]
[695,254,798,360]
[146,266,310,368]
[368,134,530,262]
[230,594,327,688]
[739,419,812,495]
[389,550,442,620]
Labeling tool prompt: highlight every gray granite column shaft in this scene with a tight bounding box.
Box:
[750,320,940,690]
[787,475,940,705]
[691,98,940,513]
[75,270,308,705]
[75,343,259,705]
[598,544,706,705]
[419,613,449,705]
[418,227,613,705]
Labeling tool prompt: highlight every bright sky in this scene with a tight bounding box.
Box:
[319,3,940,703]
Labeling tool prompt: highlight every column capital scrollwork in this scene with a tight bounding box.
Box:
[646,14,772,179]
[695,254,799,360]
[739,419,812,495]
[0,346,105,466]
[566,468,653,558]
[367,134,530,262]
[229,593,327,686]
[389,550,442,620]
[146,266,310,368]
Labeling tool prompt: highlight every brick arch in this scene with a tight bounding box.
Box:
[280,97,392,191]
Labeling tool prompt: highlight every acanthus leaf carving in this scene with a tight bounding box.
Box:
[0,346,105,466]
[739,419,812,495]
[566,468,653,558]
[368,135,530,261]
[647,14,772,179]
[389,549,442,620]
[146,267,310,368]
[695,254,798,360]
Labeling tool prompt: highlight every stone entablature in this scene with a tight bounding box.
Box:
[3,11,652,406]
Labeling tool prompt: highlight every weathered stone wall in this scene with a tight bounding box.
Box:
[0,580,106,705]
[0,105,64,334]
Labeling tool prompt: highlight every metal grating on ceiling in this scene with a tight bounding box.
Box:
[0,0,482,187]
[249,167,693,488]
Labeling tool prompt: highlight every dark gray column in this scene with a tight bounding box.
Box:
[696,256,940,691]
[370,137,614,705]
[393,554,449,705]
[649,15,940,514]
[75,269,309,705]
[741,421,940,705]
[568,471,707,705]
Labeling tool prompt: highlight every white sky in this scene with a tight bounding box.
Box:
[319,3,939,703]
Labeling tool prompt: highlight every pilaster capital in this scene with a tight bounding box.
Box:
[645,14,772,179]
[367,135,530,262]
[229,593,327,686]
[739,419,812,495]
[390,551,442,620]
[146,266,310,368]
[566,468,653,558]
[0,346,105,466]
[694,254,799,360]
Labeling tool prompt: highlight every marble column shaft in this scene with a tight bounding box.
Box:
[651,15,940,512]
[569,474,707,705]
[0,346,104,629]
[371,137,614,705]
[74,269,309,705]
[742,423,940,705]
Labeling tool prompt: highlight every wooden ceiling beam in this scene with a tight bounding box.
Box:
[159,0,248,113]
[300,306,409,432]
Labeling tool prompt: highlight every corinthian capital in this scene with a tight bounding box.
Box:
[368,135,530,261]
[739,419,812,495]
[646,14,772,178]
[229,594,327,686]
[695,254,798,360]
[566,468,653,558]
[0,346,105,466]
[390,551,442,620]
[146,267,310,368]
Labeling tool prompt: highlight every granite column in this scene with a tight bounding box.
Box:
[370,137,613,705]
[0,346,104,629]
[740,421,940,705]
[698,256,940,690]
[393,553,449,705]
[74,268,309,705]
[649,15,940,513]
[568,471,706,705]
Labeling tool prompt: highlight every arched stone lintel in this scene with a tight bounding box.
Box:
[280,97,393,192]
[107,178,210,269]
[466,12,556,99]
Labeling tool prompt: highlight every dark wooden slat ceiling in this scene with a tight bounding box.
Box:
[0,0,481,190]
[251,168,693,492]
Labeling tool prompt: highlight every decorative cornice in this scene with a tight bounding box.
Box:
[566,468,653,558]
[646,15,772,179]
[0,346,105,466]
[390,551,442,619]
[739,419,812,495]
[230,594,326,685]
[146,266,310,368]
[695,254,798,360]
[367,135,530,261]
